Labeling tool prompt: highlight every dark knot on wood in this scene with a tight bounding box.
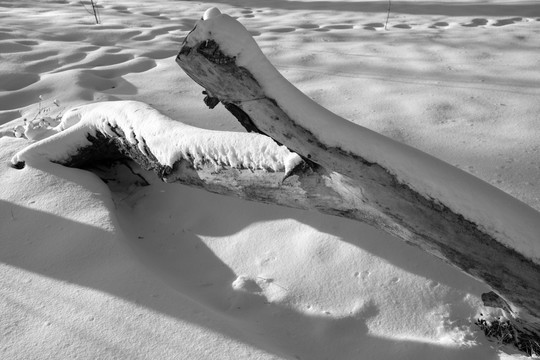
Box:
[197,39,236,65]
[11,161,25,170]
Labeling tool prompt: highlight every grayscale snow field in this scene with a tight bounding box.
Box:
[1,1,539,359]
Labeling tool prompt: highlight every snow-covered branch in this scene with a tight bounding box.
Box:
[176,8,540,344]
[10,100,399,232]
[11,101,302,174]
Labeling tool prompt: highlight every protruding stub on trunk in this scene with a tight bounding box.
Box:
[202,90,220,109]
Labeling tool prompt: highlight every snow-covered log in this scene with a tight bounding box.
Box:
[175,8,540,347]
[10,100,400,235]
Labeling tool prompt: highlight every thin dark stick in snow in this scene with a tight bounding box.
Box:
[80,0,100,24]
[385,0,391,30]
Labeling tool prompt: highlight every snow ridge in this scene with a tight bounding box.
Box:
[11,101,302,174]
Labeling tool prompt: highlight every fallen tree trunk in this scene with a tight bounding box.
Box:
[9,10,540,354]
[10,101,397,234]
[10,98,540,354]
[175,8,540,352]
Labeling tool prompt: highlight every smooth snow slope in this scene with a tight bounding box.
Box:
[1,1,540,359]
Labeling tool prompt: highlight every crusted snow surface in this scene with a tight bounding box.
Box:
[12,100,302,174]
[185,9,540,264]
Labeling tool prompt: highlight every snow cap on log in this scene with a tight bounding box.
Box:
[11,101,303,174]
[203,7,221,20]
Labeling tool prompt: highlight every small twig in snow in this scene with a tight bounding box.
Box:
[257,276,288,291]
[385,0,392,30]
[80,0,100,24]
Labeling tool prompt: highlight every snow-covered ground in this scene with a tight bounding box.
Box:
[1,1,539,359]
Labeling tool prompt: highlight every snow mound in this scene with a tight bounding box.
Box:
[11,100,302,174]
